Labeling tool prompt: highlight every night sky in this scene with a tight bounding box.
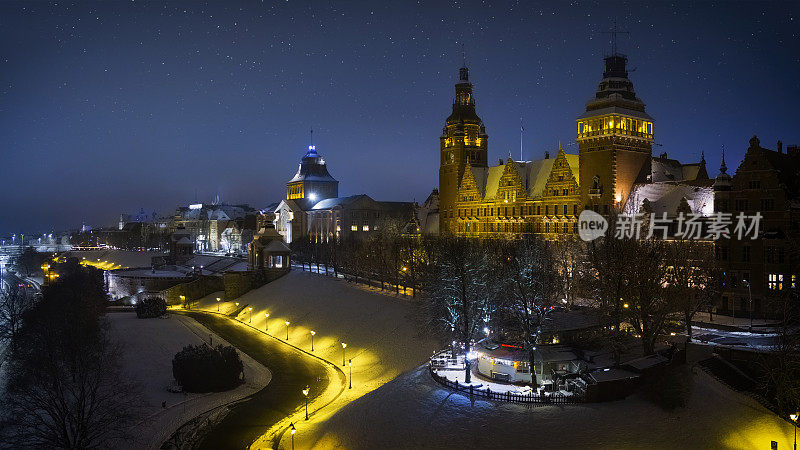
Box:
[1,1,798,235]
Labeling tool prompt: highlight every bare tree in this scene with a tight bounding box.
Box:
[623,239,676,355]
[421,237,492,383]
[1,270,141,448]
[496,236,557,388]
[662,239,719,340]
[0,285,31,352]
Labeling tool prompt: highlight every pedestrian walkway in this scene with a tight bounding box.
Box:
[692,311,780,333]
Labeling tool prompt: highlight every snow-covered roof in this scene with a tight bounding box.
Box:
[588,368,640,383]
[263,240,291,252]
[625,183,714,217]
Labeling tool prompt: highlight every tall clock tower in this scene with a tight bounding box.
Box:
[439,65,488,234]
[576,52,654,214]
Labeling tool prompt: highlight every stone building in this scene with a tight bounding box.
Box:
[273,143,416,243]
[172,202,258,254]
[713,136,800,317]
[438,50,708,239]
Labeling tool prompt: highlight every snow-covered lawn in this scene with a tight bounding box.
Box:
[106,312,271,450]
[307,364,796,449]
[190,269,440,448]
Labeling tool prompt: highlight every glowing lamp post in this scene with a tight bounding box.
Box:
[791,413,798,450]
[341,342,347,366]
[348,359,352,389]
[302,385,309,420]
[285,321,290,340]
[216,297,221,312]
[290,423,296,450]
[264,313,270,331]
[310,330,316,351]
[248,306,253,323]
[180,295,186,309]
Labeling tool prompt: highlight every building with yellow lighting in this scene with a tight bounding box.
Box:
[438,51,710,238]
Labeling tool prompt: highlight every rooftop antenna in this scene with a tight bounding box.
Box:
[461,42,466,67]
[602,20,629,56]
[520,117,524,161]
[310,127,313,146]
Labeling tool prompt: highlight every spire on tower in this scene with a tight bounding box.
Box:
[720,145,727,173]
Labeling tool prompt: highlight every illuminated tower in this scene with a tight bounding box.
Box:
[576,52,654,214]
[285,144,338,209]
[439,65,488,233]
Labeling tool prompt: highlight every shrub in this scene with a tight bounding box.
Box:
[135,297,167,318]
[172,344,243,392]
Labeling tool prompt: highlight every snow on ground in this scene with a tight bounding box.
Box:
[191,269,440,448]
[308,364,796,450]
[107,312,271,450]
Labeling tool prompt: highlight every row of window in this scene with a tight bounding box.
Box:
[457,204,580,218]
[458,221,579,234]
[716,245,791,264]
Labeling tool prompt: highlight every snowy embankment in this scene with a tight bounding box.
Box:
[107,312,271,450]
[310,365,796,449]
[191,270,440,448]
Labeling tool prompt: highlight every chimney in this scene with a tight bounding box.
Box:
[660,152,668,159]
[499,159,504,165]
[544,150,550,159]
[787,145,799,157]
[778,140,783,153]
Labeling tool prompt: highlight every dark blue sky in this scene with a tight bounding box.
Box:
[1,1,798,234]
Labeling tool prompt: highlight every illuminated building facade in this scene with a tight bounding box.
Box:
[273,143,416,243]
[438,51,710,239]
[274,144,338,243]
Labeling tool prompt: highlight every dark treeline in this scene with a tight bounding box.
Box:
[0,266,141,448]
[292,229,797,408]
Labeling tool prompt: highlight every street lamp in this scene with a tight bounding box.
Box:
[264,313,269,331]
[310,330,316,351]
[216,297,220,312]
[302,385,309,420]
[285,321,290,340]
[743,280,753,332]
[791,413,798,450]
[290,423,296,450]
[180,295,186,309]
[348,359,352,389]
[341,342,347,366]
[248,306,253,323]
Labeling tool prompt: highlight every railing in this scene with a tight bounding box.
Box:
[428,364,586,404]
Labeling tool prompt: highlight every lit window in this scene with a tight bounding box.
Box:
[363,225,369,232]
[792,275,796,289]
[351,225,358,231]
[768,274,783,290]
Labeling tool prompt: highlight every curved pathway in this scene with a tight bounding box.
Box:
[178,311,344,449]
